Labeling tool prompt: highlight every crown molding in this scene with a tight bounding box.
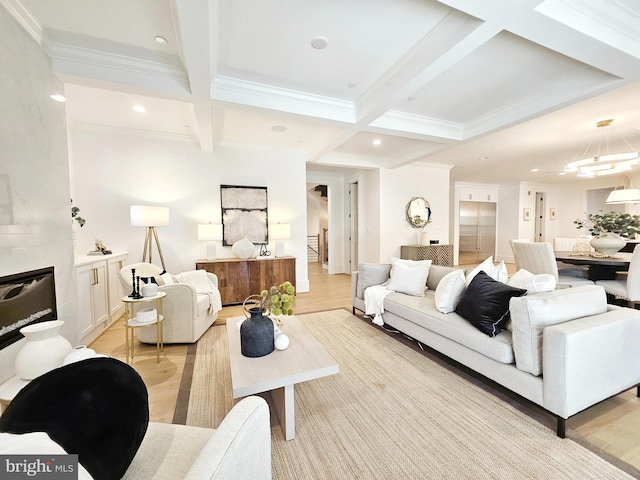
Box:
[69,121,198,144]
[0,0,44,46]
[369,110,463,141]
[536,0,640,60]
[212,76,356,124]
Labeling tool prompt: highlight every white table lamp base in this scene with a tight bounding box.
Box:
[206,241,217,260]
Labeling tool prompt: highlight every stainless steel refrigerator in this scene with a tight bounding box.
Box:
[458,201,497,264]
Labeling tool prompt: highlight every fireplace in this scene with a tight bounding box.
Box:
[0,266,58,349]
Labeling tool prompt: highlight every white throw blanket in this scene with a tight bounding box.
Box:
[176,270,223,314]
[364,284,392,326]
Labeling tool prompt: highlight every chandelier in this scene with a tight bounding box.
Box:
[605,172,640,204]
[564,119,639,178]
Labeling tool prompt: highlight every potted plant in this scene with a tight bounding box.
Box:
[574,212,640,256]
[240,282,296,357]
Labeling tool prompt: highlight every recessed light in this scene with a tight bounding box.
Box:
[155,36,168,45]
[132,105,146,113]
[531,168,539,172]
[311,36,328,49]
[478,156,488,160]
[50,94,66,102]
[372,139,382,146]
[559,172,567,175]
[271,125,287,133]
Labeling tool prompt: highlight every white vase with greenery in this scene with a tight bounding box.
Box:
[574,212,640,256]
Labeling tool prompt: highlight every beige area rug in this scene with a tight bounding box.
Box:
[185,309,635,479]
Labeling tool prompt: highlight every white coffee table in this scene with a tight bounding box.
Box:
[226,314,339,441]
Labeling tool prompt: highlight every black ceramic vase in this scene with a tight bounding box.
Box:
[240,307,275,357]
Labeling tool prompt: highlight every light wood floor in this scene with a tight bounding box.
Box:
[89,261,640,474]
[89,262,353,423]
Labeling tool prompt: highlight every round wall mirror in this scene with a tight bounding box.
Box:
[406,197,431,228]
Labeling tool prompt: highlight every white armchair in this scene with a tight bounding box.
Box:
[119,262,219,344]
[123,396,271,480]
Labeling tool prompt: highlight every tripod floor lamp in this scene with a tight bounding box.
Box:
[130,205,170,273]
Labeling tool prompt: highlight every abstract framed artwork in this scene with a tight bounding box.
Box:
[220,185,268,246]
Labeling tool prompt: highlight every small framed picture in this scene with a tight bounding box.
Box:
[550,208,556,220]
[523,208,531,221]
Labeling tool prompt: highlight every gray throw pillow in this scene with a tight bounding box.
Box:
[356,264,391,298]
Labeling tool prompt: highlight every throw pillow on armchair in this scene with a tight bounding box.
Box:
[0,357,149,480]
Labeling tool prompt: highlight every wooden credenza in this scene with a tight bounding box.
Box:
[196,257,296,305]
[400,245,454,266]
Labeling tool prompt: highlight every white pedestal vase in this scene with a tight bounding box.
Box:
[590,232,626,257]
[14,320,73,380]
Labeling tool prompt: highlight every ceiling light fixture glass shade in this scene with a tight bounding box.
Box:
[606,172,640,204]
[565,119,638,177]
[605,188,640,204]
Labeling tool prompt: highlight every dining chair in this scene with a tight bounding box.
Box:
[595,244,640,307]
[552,237,590,279]
[509,240,594,287]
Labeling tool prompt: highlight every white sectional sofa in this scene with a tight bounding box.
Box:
[352,263,640,437]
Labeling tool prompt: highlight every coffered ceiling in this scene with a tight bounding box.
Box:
[5,0,640,184]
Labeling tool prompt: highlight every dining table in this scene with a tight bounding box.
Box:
[554,251,632,281]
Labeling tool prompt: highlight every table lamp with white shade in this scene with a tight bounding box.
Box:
[270,223,291,258]
[198,223,223,260]
[130,205,170,273]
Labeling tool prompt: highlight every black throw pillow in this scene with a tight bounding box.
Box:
[455,271,527,337]
[0,357,149,480]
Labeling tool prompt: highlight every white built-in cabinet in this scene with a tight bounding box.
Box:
[107,255,127,321]
[459,186,496,203]
[75,253,127,345]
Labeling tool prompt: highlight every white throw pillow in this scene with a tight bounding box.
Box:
[466,257,507,285]
[390,258,432,283]
[434,269,467,313]
[387,262,430,296]
[490,260,508,284]
[508,269,556,293]
[466,256,493,285]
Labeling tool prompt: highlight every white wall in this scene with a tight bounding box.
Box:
[351,164,450,265]
[70,131,310,291]
[0,6,79,370]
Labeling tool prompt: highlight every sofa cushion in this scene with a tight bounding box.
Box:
[356,264,392,298]
[456,272,527,337]
[426,265,464,291]
[388,261,431,296]
[383,292,515,364]
[509,284,608,376]
[434,269,466,313]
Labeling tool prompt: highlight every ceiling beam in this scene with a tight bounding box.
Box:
[172,0,215,152]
